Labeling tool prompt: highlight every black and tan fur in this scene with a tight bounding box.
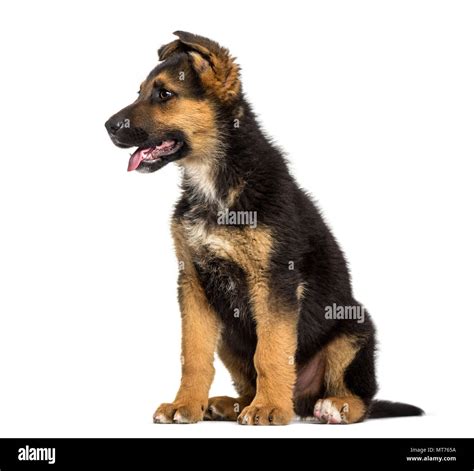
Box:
[105,31,423,425]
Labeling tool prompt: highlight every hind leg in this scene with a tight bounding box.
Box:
[294,332,377,424]
[205,343,255,421]
[316,333,377,424]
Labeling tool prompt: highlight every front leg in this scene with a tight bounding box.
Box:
[238,289,298,425]
[153,272,220,424]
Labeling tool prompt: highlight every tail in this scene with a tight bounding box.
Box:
[368,400,424,419]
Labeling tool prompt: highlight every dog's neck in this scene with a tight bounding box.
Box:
[181,157,221,206]
[178,100,289,217]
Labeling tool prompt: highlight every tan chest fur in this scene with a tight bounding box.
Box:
[179,218,273,277]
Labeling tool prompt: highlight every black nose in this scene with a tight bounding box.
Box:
[105,118,125,136]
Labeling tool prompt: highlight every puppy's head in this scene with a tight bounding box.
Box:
[105,31,241,173]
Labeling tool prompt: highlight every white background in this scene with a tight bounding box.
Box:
[0,0,473,438]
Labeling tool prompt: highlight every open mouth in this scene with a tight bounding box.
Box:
[128,140,184,172]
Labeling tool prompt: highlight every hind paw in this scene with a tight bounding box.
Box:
[313,396,366,424]
[314,398,349,424]
[205,396,241,421]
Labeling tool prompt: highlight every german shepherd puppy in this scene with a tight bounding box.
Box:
[105,32,423,425]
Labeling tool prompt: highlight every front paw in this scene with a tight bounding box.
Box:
[153,401,206,424]
[237,403,293,425]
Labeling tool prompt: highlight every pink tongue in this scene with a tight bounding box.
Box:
[128,148,148,172]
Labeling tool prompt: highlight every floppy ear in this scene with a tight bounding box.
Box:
[158,31,241,103]
[158,39,184,61]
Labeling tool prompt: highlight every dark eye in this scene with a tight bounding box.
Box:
[157,88,174,102]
